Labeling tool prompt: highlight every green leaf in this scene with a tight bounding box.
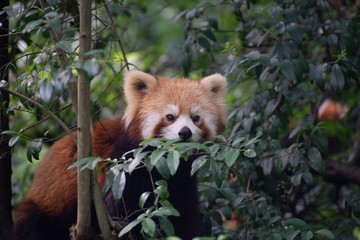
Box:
[208,18,219,30]
[9,135,20,147]
[260,157,273,176]
[152,206,180,217]
[225,149,240,167]
[151,150,166,166]
[161,139,180,149]
[209,144,220,158]
[245,51,260,60]
[112,171,126,201]
[39,81,53,104]
[300,114,314,130]
[1,130,18,135]
[156,180,168,188]
[48,16,61,33]
[312,129,328,155]
[269,216,282,225]
[57,40,73,54]
[291,173,302,186]
[68,157,99,169]
[232,137,245,147]
[3,6,16,18]
[85,157,102,171]
[214,172,222,188]
[85,60,99,81]
[327,34,338,49]
[139,138,157,146]
[198,37,211,52]
[309,63,327,91]
[44,12,58,18]
[201,29,217,42]
[118,219,142,237]
[284,218,307,228]
[302,231,313,240]
[23,19,43,33]
[330,64,345,92]
[271,6,281,19]
[287,23,302,43]
[129,151,148,174]
[142,218,156,237]
[191,155,207,176]
[26,145,33,162]
[159,216,175,236]
[243,149,256,158]
[314,229,334,239]
[167,150,180,175]
[155,156,170,180]
[30,138,43,160]
[280,60,296,82]
[240,136,261,148]
[166,236,183,240]
[289,147,302,168]
[302,166,313,184]
[139,192,151,208]
[172,142,209,151]
[287,229,301,240]
[307,147,326,175]
[154,185,169,200]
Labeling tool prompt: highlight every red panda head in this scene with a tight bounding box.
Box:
[123,70,227,142]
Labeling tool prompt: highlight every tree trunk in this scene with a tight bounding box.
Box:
[76,0,93,238]
[0,0,13,239]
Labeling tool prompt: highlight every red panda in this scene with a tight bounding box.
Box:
[317,99,347,122]
[13,70,227,240]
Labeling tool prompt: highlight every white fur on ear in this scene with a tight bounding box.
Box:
[123,70,157,128]
[200,73,227,100]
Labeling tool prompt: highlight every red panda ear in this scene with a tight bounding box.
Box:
[200,73,227,101]
[201,74,227,128]
[124,70,157,128]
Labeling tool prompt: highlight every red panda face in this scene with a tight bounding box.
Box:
[123,71,227,142]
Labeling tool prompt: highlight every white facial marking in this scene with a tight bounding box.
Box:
[167,104,179,116]
[161,115,202,141]
[141,104,218,141]
[141,112,162,139]
[141,104,180,139]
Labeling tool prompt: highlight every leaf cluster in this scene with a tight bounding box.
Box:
[70,136,259,238]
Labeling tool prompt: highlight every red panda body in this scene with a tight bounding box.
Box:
[13,71,227,240]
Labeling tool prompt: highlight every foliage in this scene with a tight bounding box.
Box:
[1,0,360,239]
[72,136,332,239]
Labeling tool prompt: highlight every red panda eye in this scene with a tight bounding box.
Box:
[166,114,175,122]
[192,115,200,123]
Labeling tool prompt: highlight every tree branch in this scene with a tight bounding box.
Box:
[0,87,77,144]
[326,160,360,185]
[91,170,115,239]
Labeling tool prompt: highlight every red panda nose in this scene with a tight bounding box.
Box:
[178,126,192,140]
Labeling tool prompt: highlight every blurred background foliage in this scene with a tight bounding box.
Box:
[1,0,360,239]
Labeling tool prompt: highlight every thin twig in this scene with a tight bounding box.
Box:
[101,0,130,70]
[0,87,77,144]
[21,103,72,133]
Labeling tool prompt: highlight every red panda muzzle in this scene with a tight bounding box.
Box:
[178,126,192,140]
